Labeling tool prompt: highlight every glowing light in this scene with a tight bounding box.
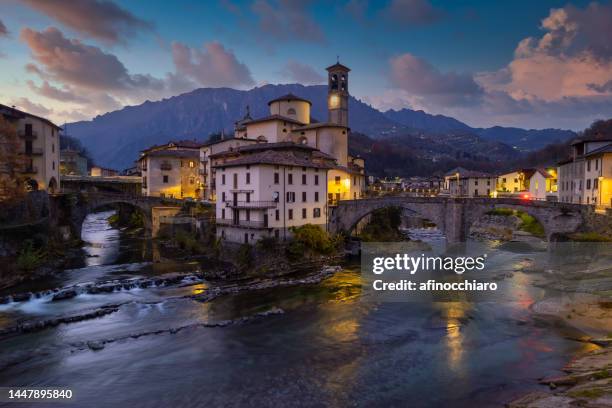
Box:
[522,193,530,199]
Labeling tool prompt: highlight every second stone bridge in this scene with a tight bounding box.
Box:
[329,196,589,244]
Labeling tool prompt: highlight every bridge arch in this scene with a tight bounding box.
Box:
[331,197,587,244]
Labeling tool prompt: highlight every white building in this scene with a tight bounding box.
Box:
[0,103,61,193]
[139,140,201,199]
[213,143,335,243]
[444,167,496,197]
[212,61,366,243]
[558,138,612,205]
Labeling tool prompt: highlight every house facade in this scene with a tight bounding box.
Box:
[0,103,61,193]
[444,167,496,197]
[139,141,202,198]
[558,139,612,207]
[213,143,335,243]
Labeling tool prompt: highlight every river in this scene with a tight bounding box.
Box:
[0,212,596,407]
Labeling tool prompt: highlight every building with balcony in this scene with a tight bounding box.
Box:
[0,103,61,193]
[497,168,557,200]
[138,140,202,198]
[212,143,335,244]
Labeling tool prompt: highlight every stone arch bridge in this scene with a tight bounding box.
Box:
[51,192,183,237]
[329,196,590,243]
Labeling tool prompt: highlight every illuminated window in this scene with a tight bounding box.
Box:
[335,176,340,185]
[189,161,195,168]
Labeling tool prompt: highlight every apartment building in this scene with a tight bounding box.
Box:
[139,140,202,198]
[212,143,335,243]
[558,138,612,207]
[60,149,88,176]
[0,103,61,193]
[583,143,612,209]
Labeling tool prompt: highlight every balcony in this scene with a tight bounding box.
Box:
[18,130,38,140]
[160,162,172,171]
[20,165,38,174]
[22,147,44,156]
[216,218,268,229]
[225,200,277,209]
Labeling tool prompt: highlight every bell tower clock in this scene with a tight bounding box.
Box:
[326,60,350,127]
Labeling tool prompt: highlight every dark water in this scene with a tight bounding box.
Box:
[0,213,595,407]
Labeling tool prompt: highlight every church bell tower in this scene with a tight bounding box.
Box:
[326,60,350,127]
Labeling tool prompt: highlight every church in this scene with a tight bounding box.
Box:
[209,61,366,244]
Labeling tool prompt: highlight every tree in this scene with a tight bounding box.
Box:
[0,116,27,202]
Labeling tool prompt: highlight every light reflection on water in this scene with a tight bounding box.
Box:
[0,226,598,407]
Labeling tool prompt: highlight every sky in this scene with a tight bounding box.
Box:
[0,0,611,130]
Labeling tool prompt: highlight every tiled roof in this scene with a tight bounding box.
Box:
[293,122,348,131]
[242,114,304,126]
[0,103,61,129]
[144,149,199,158]
[267,93,312,106]
[446,167,496,178]
[326,62,351,72]
[584,142,612,157]
[210,141,320,158]
[213,149,335,169]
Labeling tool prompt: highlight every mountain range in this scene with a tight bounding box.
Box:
[66,84,576,174]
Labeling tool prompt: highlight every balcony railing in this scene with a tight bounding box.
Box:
[160,163,172,171]
[20,165,38,174]
[216,218,268,228]
[225,200,277,209]
[18,130,38,140]
[22,147,44,156]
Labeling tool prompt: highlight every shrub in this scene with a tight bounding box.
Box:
[516,212,545,237]
[16,241,45,271]
[568,232,612,242]
[237,243,253,267]
[174,230,202,254]
[256,236,278,252]
[291,224,335,254]
[359,207,404,242]
[486,208,514,216]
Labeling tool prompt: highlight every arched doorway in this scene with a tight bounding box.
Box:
[48,177,58,194]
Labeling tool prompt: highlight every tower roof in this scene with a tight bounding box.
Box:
[267,93,312,106]
[326,62,350,72]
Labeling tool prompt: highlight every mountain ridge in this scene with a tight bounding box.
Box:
[67,84,575,171]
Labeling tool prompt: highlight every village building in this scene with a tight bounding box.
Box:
[211,61,366,243]
[497,168,557,200]
[60,149,88,176]
[444,167,497,197]
[0,103,61,193]
[138,140,202,198]
[212,143,335,243]
[558,138,612,207]
[583,142,612,209]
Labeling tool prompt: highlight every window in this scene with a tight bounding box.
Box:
[313,208,321,218]
[594,178,598,189]
[222,174,226,185]
[163,175,169,183]
[302,174,307,184]
[222,209,225,219]
[587,160,591,171]
[52,161,55,170]
[335,176,341,185]
[189,177,195,185]
[474,189,479,196]
[52,144,55,153]
[286,192,295,202]
[596,159,599,171]
[246,172,250,184]
[587,179,591,190]
[189,161,195,168]
[302,208,307,219]
[288,209,293,220]
[287,108,296,115]
[502,178,506,183]
[275,209,280,221]
[475,179,478,186]
[233,173,238,189]
[315,191,319,202]
[487,180,490,186]
[246,210,250,221]
[244,233,248,244]
[288,174,293,184]
[222,192,226,202]
[246,193,250,203]
[274,229,280,239]
[302,191,307,202]
[274,173,279,184]
[314,175,319,185]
